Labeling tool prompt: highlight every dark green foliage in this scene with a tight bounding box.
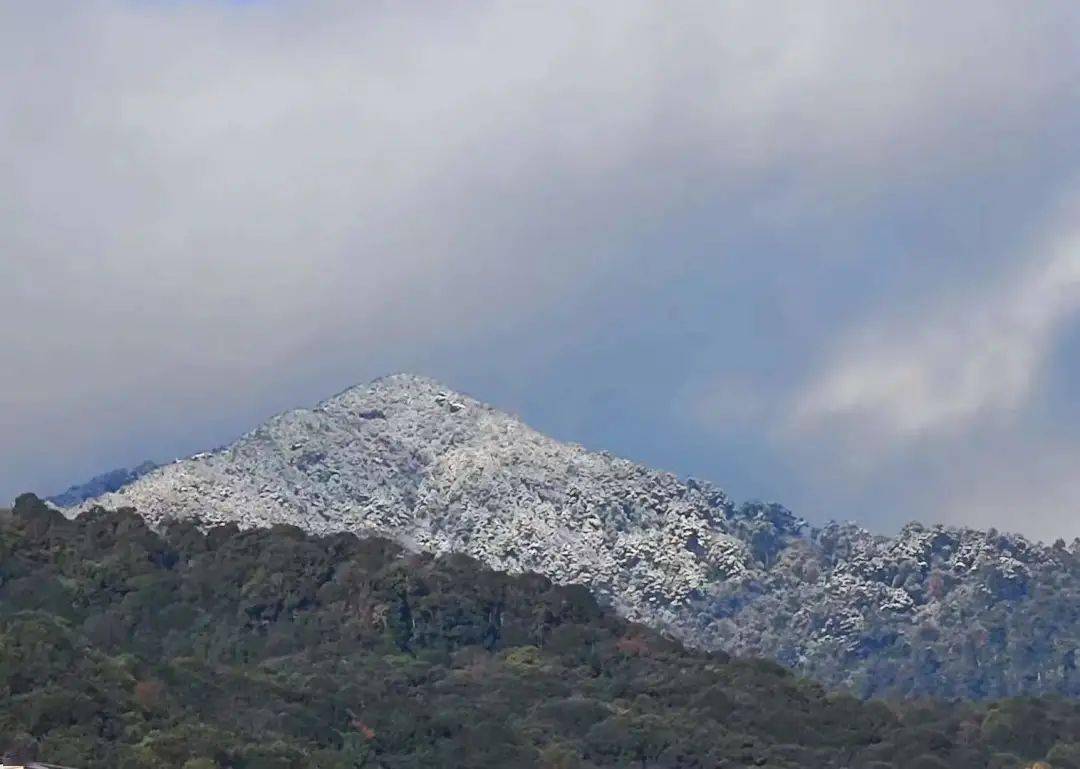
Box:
[3,495,1080,768]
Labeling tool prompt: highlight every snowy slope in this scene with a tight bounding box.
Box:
[73,374,1080,698]
[78,375,761,626]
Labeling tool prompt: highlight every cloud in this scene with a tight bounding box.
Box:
[791,200,1080,443]
[2,0,1079,534]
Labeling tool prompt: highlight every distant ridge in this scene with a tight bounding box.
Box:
[71,373,1080,699]
[46,459,160,508]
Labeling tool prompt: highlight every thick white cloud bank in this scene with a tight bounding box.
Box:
[3,1,1079,539]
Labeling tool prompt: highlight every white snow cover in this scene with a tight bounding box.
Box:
[77,374,751,626]
[73,374,1078,698]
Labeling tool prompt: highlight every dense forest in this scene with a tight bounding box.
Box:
[2,494,1080,769]
[72,375,1080,702]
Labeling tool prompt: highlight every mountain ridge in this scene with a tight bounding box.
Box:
[46,459,161,508]
[69,373,1080,699]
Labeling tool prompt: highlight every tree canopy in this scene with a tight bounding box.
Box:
[2,494,1080,769]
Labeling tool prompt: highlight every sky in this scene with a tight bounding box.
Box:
[3,1,1079,540]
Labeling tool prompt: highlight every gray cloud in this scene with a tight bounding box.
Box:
[3,1,1079,539]
[792,196,1080,445]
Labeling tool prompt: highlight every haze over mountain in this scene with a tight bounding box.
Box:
[69,374,1080,699]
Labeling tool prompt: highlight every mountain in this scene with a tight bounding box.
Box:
[7,493,1080,769]
[71,374,1080,699]
[46,459,160,508]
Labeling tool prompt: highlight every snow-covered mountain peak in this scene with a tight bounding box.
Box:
[69,374,1080,699]
[76,374,756,626]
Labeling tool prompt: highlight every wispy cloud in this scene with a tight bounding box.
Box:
[791,201,1080,443]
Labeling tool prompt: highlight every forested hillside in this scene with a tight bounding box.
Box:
[72,375,1080,699]
[3,494,1080,769]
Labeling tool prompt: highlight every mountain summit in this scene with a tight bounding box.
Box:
[78,374,758,624]
[73,374,1080,699]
